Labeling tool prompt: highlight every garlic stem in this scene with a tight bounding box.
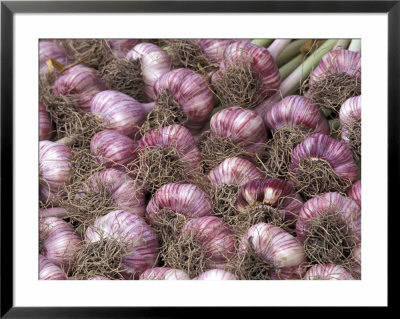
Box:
[267,39,292,60]
[348,39,361,52]
[40,207,67,218]
[256,39,338,116]
[251,39,274,47]
[279,53,304,81]
[276,39,308,67]
[333,39,351,50]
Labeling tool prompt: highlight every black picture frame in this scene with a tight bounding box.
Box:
[1,0,395,317]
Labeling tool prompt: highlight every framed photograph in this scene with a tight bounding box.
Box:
[1,0,395,317]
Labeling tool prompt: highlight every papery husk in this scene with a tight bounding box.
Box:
[139,90,188,136]
[289,158,352,200]
[302,211,359,273]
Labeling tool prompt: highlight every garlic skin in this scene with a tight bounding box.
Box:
[348,180,361,207]
[39,141,73,204]
[239,223,306,269]
[304,264,355,280]
[39,40,69,80]
[138,124,203,173]
[208,157,264,188]
[309,49,361,85]
[53,64,106,112]
[126,42,172,101]
[182,216,236,268]
[85,210,159,278]
[39,101,52,141]
[90,130,138,170]
[264,95,330,134]
[153,68,215,133]
[290,133,359,182]
[212,40,280,106]
[210,106,268,154]
[236,178,304,222]
[40,217,83,272]
[296,192,361,242]
[139,267,190,280]
[86,168,146,217]
[197,39,235,64]
[339,95,361,144]
[108,39,141,58]
[39,254,66,280]
[146,183,213,223]
[193,269,237,280]
[91,90,146,139]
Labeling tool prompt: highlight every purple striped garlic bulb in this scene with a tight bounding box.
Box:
[39,254,66,280]
[264,95,330,134]
[126,42,172,101]
[91,90,147,139]
[289,133,359,198]
[136,124,203,193]
[40,217,83,273]
[296,192,361,265]
[237,223,306,280]
[151,68,214,133]
[39,40,69,80]
[181,216,236,270]
[235,178,304,233]
[351,245,361,279]
[193,269,237,280]
[145,183,213,224]
[348,180,361,207]
[139,267,190,280]
[211,40,280,109]
[209,106,268,154]
[39,141,73,204]
[303,264,355,280]
[85,210,159,279]
[197,39,236,64]
[90,130,138,170]
[108,39,141,58]
[39,101,53,141]
[85,168,146,217]
[339,95,361,159]
[53,64,106,112]
[307,49,361,113]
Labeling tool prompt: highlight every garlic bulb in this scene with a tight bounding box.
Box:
[264,95,330,134]
[351,245,361,279]
[39,40,69,80]
[90,130,138,170]
[40,217,82,272]
[181,216,236,269]
[211,40,280,109]
[209,106,268,154]
[339,95,361,159]
[85,210,159,279]
[126,42,172,101]
[39,101,53,141]
[289,133,358,198]
[146,183,213,223]
[238,223,306,279]
[39,141,73,204]
[193,269,237,280]
[53,64,106,112]
[304,264,355,280]
[91,90,147,139]
[39,254,66,280]
[197,39,236,64]
[152,68,214,133]
[108,39,141,58]
[139,267,190,280]
[348,180,361,207]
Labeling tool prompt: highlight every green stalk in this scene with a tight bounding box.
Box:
[251,39,274,47]
[275,39,308,67]
[348,39,361,52]
[279,53,304,81]
[333,39,351,50]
